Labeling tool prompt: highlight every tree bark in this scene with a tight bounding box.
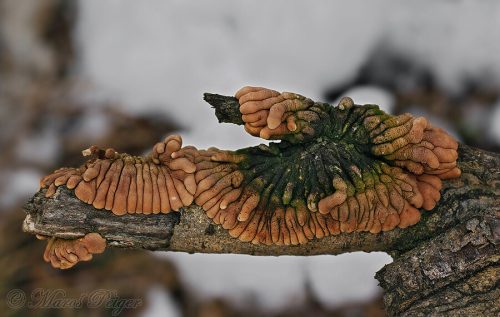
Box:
[375,145,499,316]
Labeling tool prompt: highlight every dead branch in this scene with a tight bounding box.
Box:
[22,94,499,316]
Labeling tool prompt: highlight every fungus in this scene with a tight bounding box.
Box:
[40,233,106,269]
[193,86,461,245]
[38,86,461,262]
[235,86,330,143]
[40,135,197,215]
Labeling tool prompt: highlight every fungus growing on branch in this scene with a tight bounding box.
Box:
[198,86,461,245]
[235,86,330,142]
[40,135,197,215]
[40,233,106,269]
[37,86,461,267]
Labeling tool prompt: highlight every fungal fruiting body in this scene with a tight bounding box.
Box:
[40,233,106,269]
[195,87,460,244]
[40,135,197,215]
[39,86,461,267]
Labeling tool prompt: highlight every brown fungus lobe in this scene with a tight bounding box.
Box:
[40,233,106,269]
[40,135,197,215]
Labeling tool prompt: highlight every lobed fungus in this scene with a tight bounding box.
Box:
[236,86,329,143]
[40,233,106,269]
[38,86,461,267]
[40,135,197,215]
[194,86,460,245]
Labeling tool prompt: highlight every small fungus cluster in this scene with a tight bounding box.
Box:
[39,86,461,268]
[40,233,105,269]
[236,86,325,142]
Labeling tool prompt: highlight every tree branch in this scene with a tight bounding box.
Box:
[203,93,244,125]
[22,144,499,315]
[22,94,499,316]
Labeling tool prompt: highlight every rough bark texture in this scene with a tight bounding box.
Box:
[376,145,499,316]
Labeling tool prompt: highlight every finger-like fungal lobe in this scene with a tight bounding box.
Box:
[194,86,461,245]
[40,135,197,215]
[235,86,330,143]
[41,233,106,269]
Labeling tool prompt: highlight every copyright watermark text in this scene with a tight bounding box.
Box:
[5,288,142,316]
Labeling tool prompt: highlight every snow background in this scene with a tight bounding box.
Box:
[5,0,496,316]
